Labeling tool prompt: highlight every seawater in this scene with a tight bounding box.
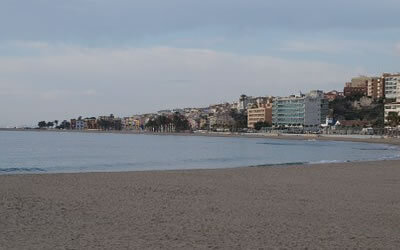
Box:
[0,131,399,174]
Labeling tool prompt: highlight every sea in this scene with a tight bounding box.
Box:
[1,130,399,174]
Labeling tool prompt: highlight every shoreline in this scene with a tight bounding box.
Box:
[2,127,400,146]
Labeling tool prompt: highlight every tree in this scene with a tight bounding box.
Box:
[253,121,271,131]
[230,109,247,131]
[54,120,59,127]
[172,113,190,132]
[98,119,112,130]
[38,121,47,128]
[46,121,54,128]
[386,112,400,127]
[145,114,189,132]
[329,96,384,127]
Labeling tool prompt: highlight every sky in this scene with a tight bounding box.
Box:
[0,0,399,127]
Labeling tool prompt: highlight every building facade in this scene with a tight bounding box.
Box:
[384,73,400,100]
[324,90,344,102]
[367,77,384,99]
[272,90,325,131]
[344,76,369,97]
[84,118,98,130]
[76,120,85,130]
[247,100,273,128]
[384,102,400,124]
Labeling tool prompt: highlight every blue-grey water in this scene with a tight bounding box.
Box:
[0,131,399,174]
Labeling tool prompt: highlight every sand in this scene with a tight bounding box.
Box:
[1,160,400,249]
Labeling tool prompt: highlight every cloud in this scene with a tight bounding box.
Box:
[0,44,363,126]
[0,0,399,42]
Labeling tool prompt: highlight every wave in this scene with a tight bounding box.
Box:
[0,167,46,173]
[250,162,309,167]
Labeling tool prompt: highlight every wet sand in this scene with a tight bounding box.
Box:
[1,160,400,249]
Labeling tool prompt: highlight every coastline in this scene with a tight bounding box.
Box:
[1,159,400,248]
[2,127,400,146]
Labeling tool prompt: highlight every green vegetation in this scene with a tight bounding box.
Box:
[386,112,400,127]
[97,119,122,130]
[145,113,190,132]
[253,121,271,131]
[330,96,384,127]
[230,109,247,131]
[38,121,47,128]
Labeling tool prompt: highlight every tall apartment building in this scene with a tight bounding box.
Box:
[247,98,273,128]
[383,73,400,124]
[383,73,400,100]
[367,77,384,99]
[272,90,326,131]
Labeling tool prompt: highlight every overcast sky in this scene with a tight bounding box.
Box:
[1,0,399,127]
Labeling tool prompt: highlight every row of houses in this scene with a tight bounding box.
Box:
[60,72,399,132]
[245,73,399,131]
[246,90,328,132]
[341,73,400,122]
[342,73,399,100]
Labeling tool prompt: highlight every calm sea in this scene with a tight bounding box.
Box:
[0,131,399,174]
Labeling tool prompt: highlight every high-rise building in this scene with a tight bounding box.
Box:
[367,77,385,99]
[383,73,400,125]
[272,90,326,131]
[383,73,400,100]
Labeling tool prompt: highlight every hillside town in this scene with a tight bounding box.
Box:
[37,73,400,135]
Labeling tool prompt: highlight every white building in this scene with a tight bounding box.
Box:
[384,73,400,100]
[384,102,400,124]
[76,120,85,130]
[272,90,326,131]
[383,73,400,124]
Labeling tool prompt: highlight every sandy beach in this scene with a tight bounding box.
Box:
[1,159,400,249]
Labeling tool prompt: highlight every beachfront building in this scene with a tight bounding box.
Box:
[247,98,273,128]
[70,118,84,130]
[384,102,400,124]
[272,90,325,132]
[122,116,141,130]
[367,77,385,99]
[84,118,98,130]
[383,73,400,100]
[76,119,85,130]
